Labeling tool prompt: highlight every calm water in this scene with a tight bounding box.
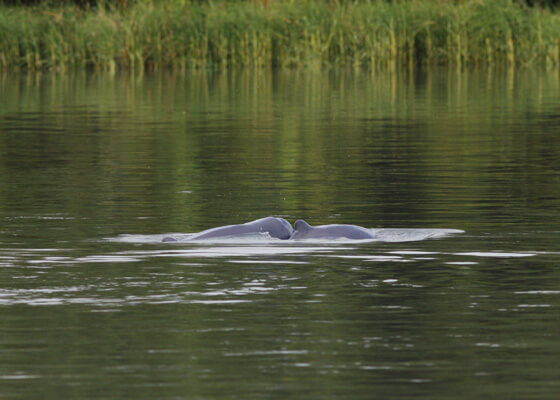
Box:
[1,68,560,399]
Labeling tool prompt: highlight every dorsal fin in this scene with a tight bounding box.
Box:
[294,219,311,232]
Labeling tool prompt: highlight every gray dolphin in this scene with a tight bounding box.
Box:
[162,216,293,242]
[289,219,375,240]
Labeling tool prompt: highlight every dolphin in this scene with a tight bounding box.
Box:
[289,219,375,240]
[162,216,293,242]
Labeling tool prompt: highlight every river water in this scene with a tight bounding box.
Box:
[1,68,560,399]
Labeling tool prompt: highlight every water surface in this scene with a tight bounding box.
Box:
[1,68,560,399]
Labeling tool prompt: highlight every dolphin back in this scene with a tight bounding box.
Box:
[291,220,375,240]
[181,216,293,241]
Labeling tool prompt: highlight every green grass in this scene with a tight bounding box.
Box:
[1,0,559,70]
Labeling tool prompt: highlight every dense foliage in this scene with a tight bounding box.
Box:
[1,0,559,70]
[2,0,560,7]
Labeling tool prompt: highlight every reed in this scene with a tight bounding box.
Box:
[1,0,559,70]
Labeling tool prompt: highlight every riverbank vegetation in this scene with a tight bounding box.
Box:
[1,0,560,70]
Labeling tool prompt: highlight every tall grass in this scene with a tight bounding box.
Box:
[0,0,559,70]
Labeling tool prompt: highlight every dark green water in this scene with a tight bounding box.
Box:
[1,68,560,399]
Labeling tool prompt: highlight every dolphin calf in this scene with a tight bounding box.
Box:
[289,219,375,240]
[162,216,293,242]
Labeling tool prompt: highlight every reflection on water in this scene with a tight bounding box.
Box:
[1,68,560,399]
[2,68,560,235]
[0,239,541,308]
